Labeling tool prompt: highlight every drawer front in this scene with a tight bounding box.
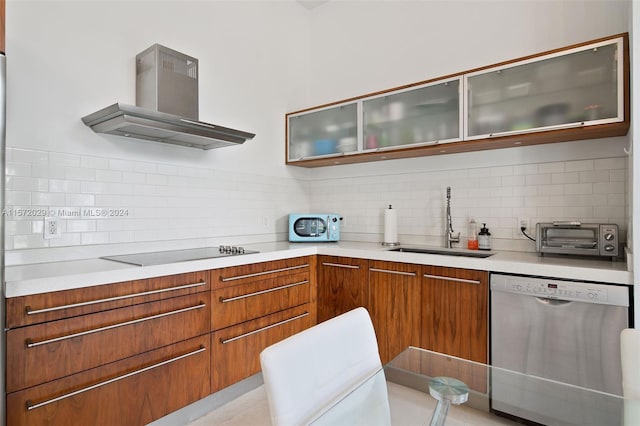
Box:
[212,271,311,330]
[7,293,210,393]
[210,257,311,290]
[211,305,313,392]
[7,335,210,426]
[7,271,209,328]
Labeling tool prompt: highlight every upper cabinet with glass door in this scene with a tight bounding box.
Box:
[286,33,628,167]
[466,37,623,139]
[287,101,358,163]
[362,77,462,151]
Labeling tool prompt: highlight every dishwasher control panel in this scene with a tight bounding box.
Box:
[490,273,629,307]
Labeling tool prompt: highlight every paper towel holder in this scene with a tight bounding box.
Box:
[382,204,401,247]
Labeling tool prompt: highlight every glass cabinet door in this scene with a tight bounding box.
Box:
[287,102,358,161]
[466,37,623,139]
[362,78,461,150]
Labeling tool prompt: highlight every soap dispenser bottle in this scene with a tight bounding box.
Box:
[478,223,491,251]
[467,218,478,250]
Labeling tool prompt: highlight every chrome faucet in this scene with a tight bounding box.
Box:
[446,186,460,248]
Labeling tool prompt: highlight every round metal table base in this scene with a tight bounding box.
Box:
[428,376,469,426]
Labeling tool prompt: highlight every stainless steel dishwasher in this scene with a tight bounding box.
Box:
[490,273,630,425]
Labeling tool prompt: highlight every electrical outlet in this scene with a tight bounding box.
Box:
[43,217,61,239]
[518,217,529,231]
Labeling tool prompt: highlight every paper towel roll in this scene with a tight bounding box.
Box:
[383,206,399,245]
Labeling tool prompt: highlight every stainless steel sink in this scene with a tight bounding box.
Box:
[388,247,494,258]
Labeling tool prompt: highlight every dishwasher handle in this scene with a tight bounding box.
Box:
[535,297,573,306]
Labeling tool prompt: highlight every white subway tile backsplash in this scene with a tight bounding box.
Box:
[81,155,110,170]
[538,162,565,174]
[109,159,135,172]
[593,181,625,194]
[50,152,81,167]
[551,172,579,184]
[34,165,66,180]
[4,148,628,253]
[31,192,66,206]
[134,161,157,174]
[66,167,96,181]
[122,172,147,184]
[6,163,31,177]
[13,148,48,163]
[49,179,81,193]
[580,170,610,183]
[14,177,48,192]
[67,220,96,233]
[525,174,552,186]
[95,170,122,183]
[157,164,178,175]
[565,159,594,172]
[564,183,593,195]
[595,157,626,170]
[65,193,95,207]
[81,232,110,245]
[537,185,564,196]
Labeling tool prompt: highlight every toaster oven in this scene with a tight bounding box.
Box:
[535,222,619,258]
[289,214,342,242]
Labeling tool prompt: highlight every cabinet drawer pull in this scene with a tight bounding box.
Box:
[423,274,480,285]
[220,312,309,344]
[25,345,206,411]
[25,280,207,316]
[25,303,207,348]
[220,264,309,282]
[219,280,309,303]
[322,262,360,269]
[369,267,417,277]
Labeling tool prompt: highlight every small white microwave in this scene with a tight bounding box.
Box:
[288,214,342,242]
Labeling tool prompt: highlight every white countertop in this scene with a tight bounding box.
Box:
[4,241,632,297]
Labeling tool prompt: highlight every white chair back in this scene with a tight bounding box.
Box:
[621,328,640,426]
[260,307,389,426]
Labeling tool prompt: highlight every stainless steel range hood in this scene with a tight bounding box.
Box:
[81,103,255,149]
[82,44,255,149]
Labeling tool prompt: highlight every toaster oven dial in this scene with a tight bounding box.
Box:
[604,233,615,241]
[604,244,616,252]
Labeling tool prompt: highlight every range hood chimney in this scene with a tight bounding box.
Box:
[82,44,255,149]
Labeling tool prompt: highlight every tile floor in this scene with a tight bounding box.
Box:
[188,381,517,426]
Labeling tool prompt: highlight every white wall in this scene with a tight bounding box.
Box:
[4,0,633,259]
[299,0,631,251]
[5,0,314,255]
[303,0,630,107]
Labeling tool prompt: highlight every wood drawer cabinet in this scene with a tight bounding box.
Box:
[317,256,368,322]
[7,292,210,393]
[210,256,317,392]
[368,260,421,364]
[420,266,488,363]
[211,258,314,330]
[211,305,312,392]
[7,335,210,426]
[6,271,208,328]
[5,271,210,426]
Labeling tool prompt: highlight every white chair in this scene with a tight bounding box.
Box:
[259,307,390,426]
[621,328,640,426]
